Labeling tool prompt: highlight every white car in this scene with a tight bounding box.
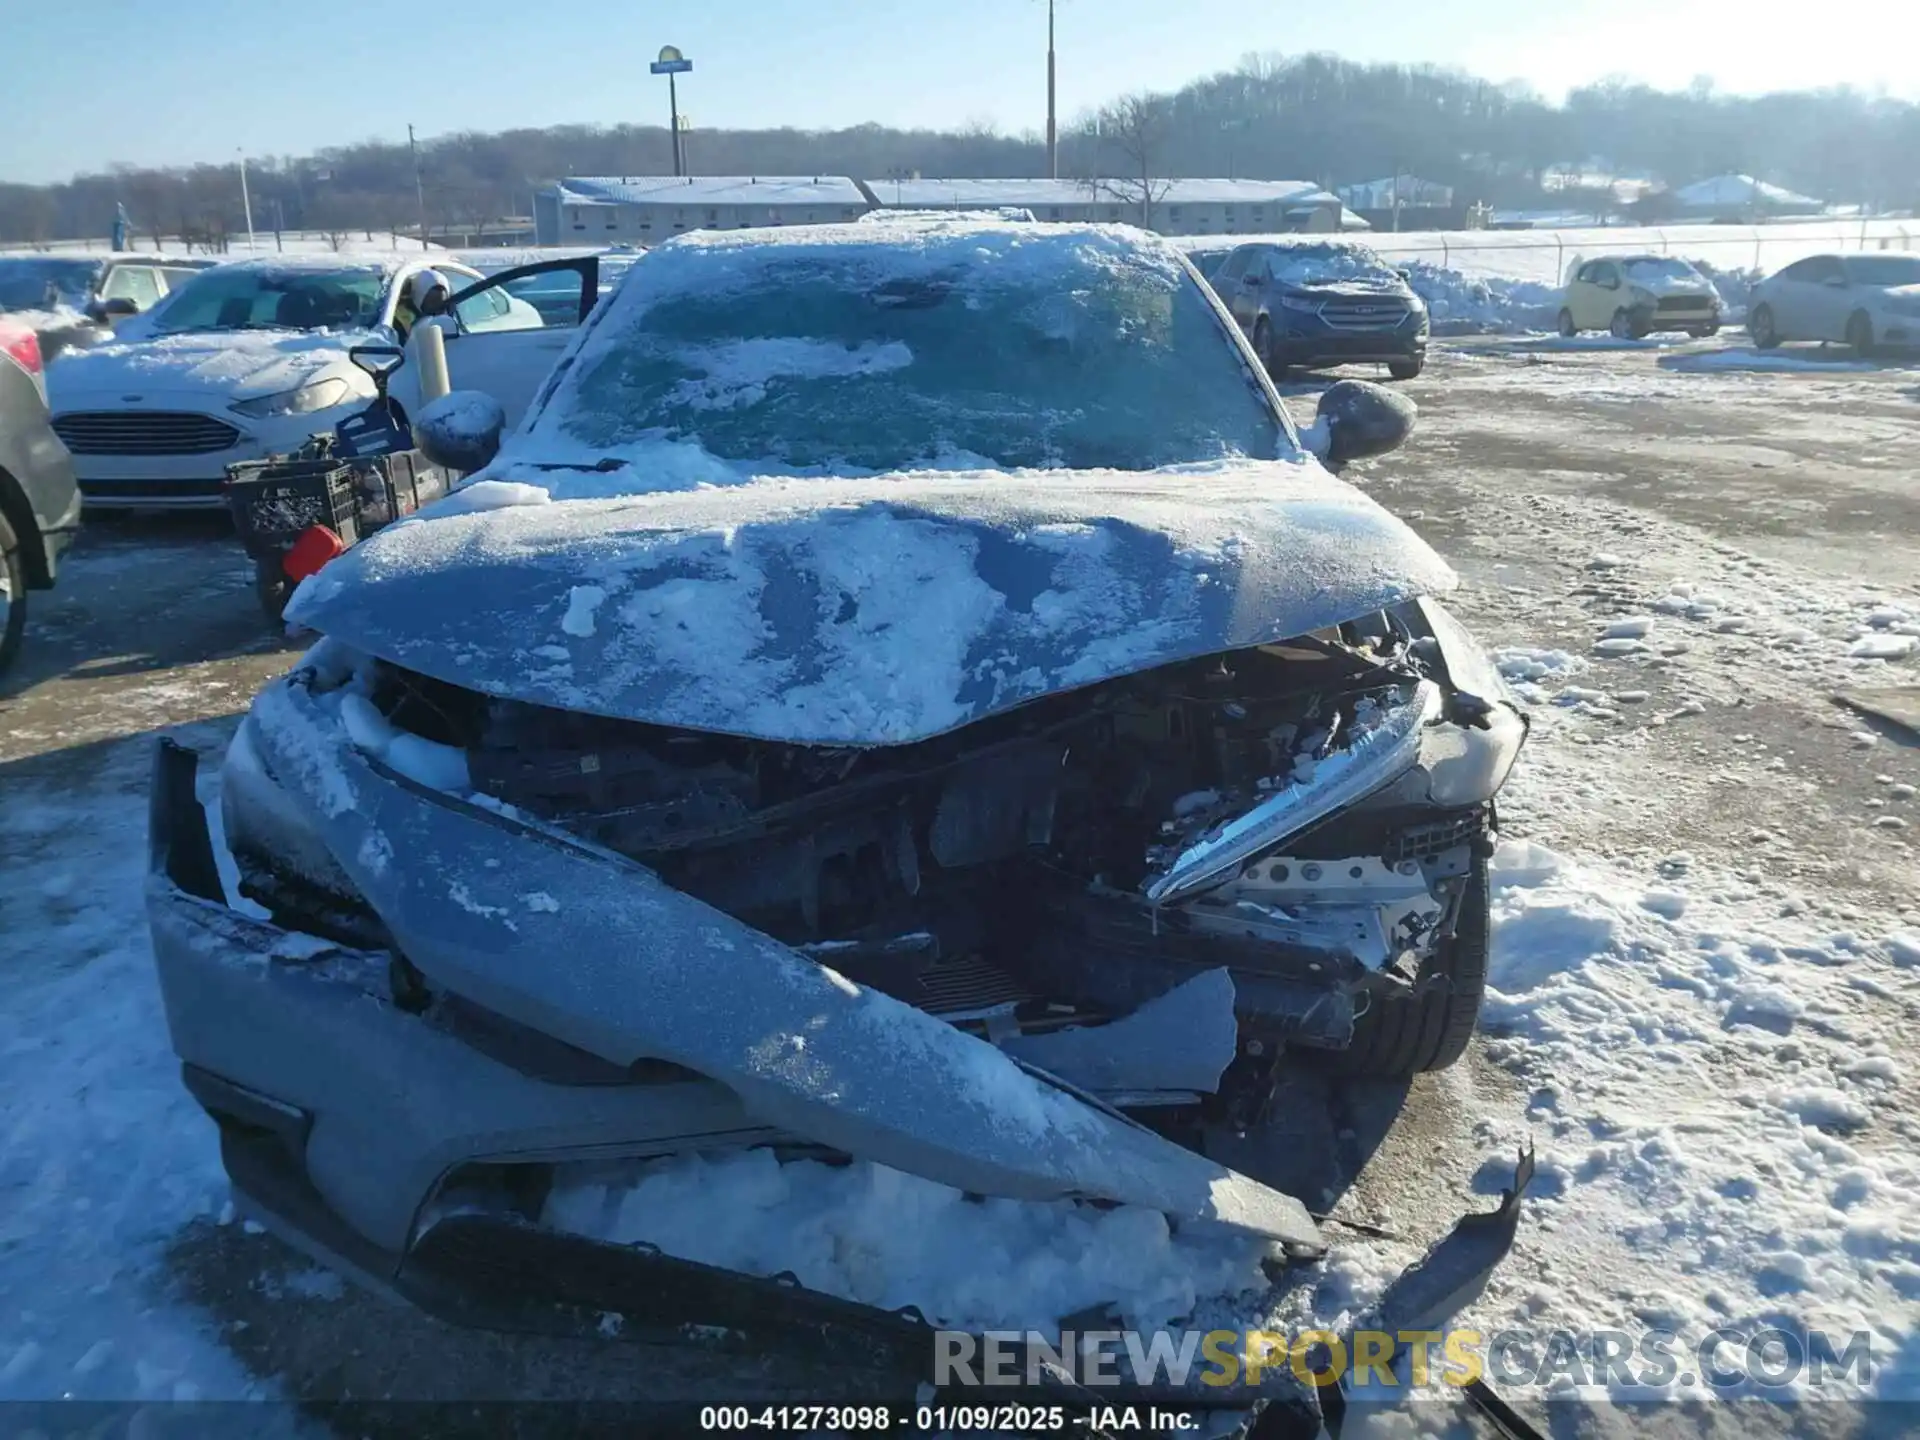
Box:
[47,253,602,509]
[1557,254,1721,339]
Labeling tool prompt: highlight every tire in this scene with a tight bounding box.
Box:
[1749,303,1781,349]
[1609,308,1644,341]
[1331,852,1491,1077]
[254,555,292,624]
[1556,307,1577,337]
[0,510,27,677]
[1846,311,1875,357]
[1387,356,1425,380]
[1251,318,1276,376]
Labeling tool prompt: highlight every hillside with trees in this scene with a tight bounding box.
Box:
[4,53,1916,247]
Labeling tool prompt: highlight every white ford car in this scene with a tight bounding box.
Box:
[46,252,602,509]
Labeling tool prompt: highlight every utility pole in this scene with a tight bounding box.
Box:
[1046,0,1058,180]
[237,150,256,252]
[409,124,430,249]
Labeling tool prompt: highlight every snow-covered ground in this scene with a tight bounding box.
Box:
[2,342,1916,1426]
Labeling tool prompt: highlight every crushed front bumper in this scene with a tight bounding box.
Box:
[150,735,1533,1421]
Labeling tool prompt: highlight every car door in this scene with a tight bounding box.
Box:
[437,257,601,428]
[1566,263,1599,327]
[1583,261,1625,327]
[1213,247,1256,331]
[1797,256,1851,341]
[1766,257,1825,338]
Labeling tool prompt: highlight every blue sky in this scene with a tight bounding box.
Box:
[2,0,1911,183]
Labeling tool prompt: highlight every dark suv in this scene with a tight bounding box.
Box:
[1211,240,1429,380]
[0,318,81,674]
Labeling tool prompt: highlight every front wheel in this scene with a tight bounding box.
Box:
[1556,307,1577,337]
[1609,307,1645,340]
[254,555,292,624]
[1846,311,1876,357]
[1749,303,1781,349]
[1331,851,1491,1077]
[1387,356,1425,380]
[1251,318,1276,376]
[0,510,26,676]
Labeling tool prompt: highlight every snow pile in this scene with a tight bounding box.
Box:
[1464,839,1920,1402]
[0,734,263,1402]
[1401,261,1559,333]
[543,1149,1278,1334]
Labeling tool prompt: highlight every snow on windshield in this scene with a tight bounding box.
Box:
[1265,243,1398,288]
[528,224,1292,474]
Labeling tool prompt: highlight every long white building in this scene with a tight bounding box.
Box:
[533,175,1347,242]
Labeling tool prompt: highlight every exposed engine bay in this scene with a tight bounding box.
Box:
[245,607,1522,1112]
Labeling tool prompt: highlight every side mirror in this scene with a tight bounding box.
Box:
[87,296,139,323]
[412,389,505,473]
[1314,379,1416,469]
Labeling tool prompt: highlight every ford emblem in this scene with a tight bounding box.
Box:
[122,394,144,402]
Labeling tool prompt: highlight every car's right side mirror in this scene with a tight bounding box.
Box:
[412,390,505,473]
[87,296,139,323]
[1313,379,1417,469]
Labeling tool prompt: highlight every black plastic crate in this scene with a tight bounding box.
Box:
[224,458,365,556]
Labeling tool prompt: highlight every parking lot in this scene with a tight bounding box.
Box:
[3,334,1917,1423]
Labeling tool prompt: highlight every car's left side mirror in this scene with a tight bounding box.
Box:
[1311,378,1417,469]
[412,389,505,473]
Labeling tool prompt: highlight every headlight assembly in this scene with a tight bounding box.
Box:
[232,377,355,419]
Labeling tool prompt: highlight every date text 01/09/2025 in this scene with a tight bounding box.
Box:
[698,1404,1205,1431]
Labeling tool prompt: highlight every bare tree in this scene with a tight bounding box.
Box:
[1081,93,1175,228]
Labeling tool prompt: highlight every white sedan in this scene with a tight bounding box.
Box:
[47,253,601,509]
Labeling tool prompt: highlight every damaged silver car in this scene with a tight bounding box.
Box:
[147,220,1530,1413]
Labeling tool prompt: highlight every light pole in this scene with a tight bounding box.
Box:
[1046,0,1058,180]
[409,124,430,249]
[236,149,256,252]
[651,46,694,177]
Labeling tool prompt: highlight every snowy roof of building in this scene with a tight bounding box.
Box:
[554,176,869,207]
[1674,174,1821,209]
[869,178,1335,209]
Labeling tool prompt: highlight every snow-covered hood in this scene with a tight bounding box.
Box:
[286,459,1458,747]
[47,329,377,404]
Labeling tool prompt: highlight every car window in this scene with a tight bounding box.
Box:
[452,284,512,327]
[101,265,163,308]
[1217,249,1253,283]
[156,266,204,293]
[149,265,387,333]
[1841,254,1920,287]
[0,257,100,312]
[1593,263,1619,287]
[544,240,1292,473]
